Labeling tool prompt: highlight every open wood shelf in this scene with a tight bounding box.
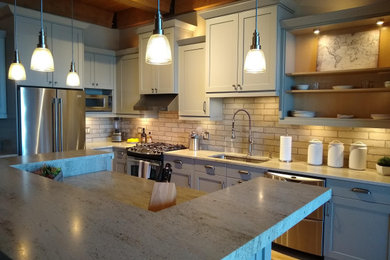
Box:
[280,117,390,128]
[286,87,390,94]
[286,67,390,77]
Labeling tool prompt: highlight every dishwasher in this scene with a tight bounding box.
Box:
[264,171,325,256]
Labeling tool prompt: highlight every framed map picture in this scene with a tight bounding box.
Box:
[316,29,380,71]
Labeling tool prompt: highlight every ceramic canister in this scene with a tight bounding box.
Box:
[349,141,367,170]
[307,139,323,165]
[328,140,344,168]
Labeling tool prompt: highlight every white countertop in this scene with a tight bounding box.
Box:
[165,149,390,187]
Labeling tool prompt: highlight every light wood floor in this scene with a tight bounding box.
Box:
[271,250,299,260]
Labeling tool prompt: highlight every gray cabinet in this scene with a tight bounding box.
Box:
[324,179,390,260]
[165,155,194,189]
[226,165,265,187]
[113,147,127,173]
[194,160,226,192]
[84,47,115,90]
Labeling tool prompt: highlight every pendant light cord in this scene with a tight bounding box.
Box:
[255,0,258,34]
[14,0,17,51]
[40,0,43,32]
[158,0,160,13]
[71,0,74,63]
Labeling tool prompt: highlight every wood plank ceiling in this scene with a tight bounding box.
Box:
[1,0,239,28]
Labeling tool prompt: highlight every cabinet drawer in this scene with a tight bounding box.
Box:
[114,149,127,161]
[194,160,226,176]
[165,156,194,174]
[327,178,390,205]
[226,165,265,180]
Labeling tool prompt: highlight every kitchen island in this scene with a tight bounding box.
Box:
[0,150,331,259]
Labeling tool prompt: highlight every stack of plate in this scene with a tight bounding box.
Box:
[332,85,353,90]
[371,114,390,120]
[291,110,316,118]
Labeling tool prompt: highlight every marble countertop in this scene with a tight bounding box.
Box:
[0,150,330,259]
[165,150,390,187]
[64,171,207,210]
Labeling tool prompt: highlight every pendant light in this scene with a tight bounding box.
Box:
[8,0,26,81]
[30,0,54,72]
[244,0,266,73]
[145,0,172,65]
[66,0,80,87]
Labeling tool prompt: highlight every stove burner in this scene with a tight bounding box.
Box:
[127,142,187,156]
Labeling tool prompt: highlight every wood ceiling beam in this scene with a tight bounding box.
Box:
[2,0,114,28]
[175,0,239,13]
[116,8,155,29]
[116,0,171,13]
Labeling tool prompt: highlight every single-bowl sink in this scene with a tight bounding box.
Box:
[210,154,270,164]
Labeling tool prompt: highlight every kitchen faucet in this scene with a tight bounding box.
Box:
[231,109,253,156]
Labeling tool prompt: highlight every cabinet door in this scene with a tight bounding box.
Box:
[94,53,114,89]
[171,172,192,188]
[179,43,208,117]
[206,14,239,93]
[84,52,94,88]
[17,16,51,87]
[324,196,390,260]
[51,24,81,89]
[116,54,140,114]
[238,7,277,92]
[0,34,6,118]
[194,172,225,192]
[114,160,127,173]
[155,27,175,94]
[138,32,156,94]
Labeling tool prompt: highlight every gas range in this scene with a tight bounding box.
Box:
[127,142,187,160]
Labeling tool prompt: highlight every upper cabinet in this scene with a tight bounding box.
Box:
[115,49,142,115]
[17,16,83,89]
[0,30,6,119]
[137,20,196,95]
[202,4,292,97]
[84,47,115,90]
[178,37,223,120]
[279,3,390,128]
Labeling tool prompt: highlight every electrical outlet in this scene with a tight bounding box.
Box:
[86,127,90,134]
[202,131,209,140]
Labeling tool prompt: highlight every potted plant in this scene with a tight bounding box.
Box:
[376,157,390,176]
[31,164,63,181]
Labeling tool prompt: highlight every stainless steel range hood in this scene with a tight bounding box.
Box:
[133,94,178,111]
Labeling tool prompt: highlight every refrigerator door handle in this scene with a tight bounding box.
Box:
[58,98,63,152]
[52,98,58,152]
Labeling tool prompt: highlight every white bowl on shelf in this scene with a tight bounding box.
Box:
[292,84,309,90]
[385,81,390,88]
[332,85,353,90]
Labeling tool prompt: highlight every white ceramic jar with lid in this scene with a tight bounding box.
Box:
[328,140,344,168]
[307,139,323,165]
[349,141,367,170]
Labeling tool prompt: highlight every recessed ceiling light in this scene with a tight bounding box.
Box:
[313,29,320,35]
[376,19,384,26]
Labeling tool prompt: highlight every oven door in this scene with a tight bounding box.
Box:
[126,156,162,181]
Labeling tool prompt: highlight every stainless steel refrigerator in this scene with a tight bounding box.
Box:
[18,86,85,155]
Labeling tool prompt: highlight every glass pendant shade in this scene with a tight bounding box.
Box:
[66,62,80,86]
[8,51,26,81]
[145,33,172,65]
[31,46,54,72]
[244,48,266,73]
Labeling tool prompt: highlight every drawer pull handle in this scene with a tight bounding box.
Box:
[238,170,249,175]
[204,165,215,170]
[238,180,243,184]
[173,160,183,166]
[351,187,371,195]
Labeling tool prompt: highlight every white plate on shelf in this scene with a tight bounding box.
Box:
[371,114,390,120]
[337,114,354,119]
[291,110,316,118]
[332,85,353,90]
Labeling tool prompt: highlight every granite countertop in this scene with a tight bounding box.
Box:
[0,150,330,259]
[165,149,390,187]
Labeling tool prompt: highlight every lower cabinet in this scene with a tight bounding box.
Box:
[193,172,225,192]
[324,179,390,260]
[113,148,127,173]
[226,165,266,187]
[166,155,194,189]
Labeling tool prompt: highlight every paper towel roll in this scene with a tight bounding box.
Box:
[280,136,292,162]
